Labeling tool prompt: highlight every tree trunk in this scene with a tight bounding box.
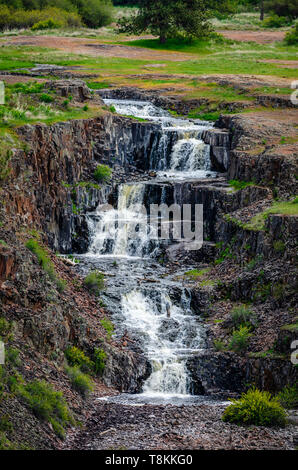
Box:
[159,34,166,44]
[260,0,264,21]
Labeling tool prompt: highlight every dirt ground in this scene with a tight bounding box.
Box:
[63,401,297,450]
[219,29,286,43]
[3,36,194,62]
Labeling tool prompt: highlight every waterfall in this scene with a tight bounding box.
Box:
[88,183,155,258]
[103,98,216,179]
[84,99,211,399]
[121,289,204,396]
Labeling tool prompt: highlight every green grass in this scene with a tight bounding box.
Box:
[18,379,75,439]
[83,270,105,295]
[26,238,66,292]
[244,198,298,231]
[65,366,94,398]
[229,180,256,191]
[184,267,211,279]
[100,317,114,340]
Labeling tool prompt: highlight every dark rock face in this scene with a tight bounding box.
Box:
[187,352,245,396]
[103,345,152,393]
[245,357,297,392]
[201,128,230,172]
[216,114,298,195]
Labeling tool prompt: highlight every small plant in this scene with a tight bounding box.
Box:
[65,346,94,373]
[84,270,105,296]
[263,15,290,28]
[0,317,12,338]
[31,18,62,31]
[229,325,252,353]
[273,240,285,253]
[18,379,74,439]
[93,164,112,184]
[65,366,93,398]
[39,93,53,103]
[277,385,298,409]
[100,318,114,340]
[222,388,287,427]
[230,305,255,327]
[285,23,298,45]
[94,348,107,376]
[213,339,226,351]
[26,239,66,293]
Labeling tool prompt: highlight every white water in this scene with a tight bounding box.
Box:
[85,100,210,398]
[88,183,157,258]
[103,99,216,179]
[121,289,204,396]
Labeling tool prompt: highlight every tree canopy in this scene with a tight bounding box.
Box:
[117,0,235,43]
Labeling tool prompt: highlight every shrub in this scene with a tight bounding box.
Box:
[0,6,82,31]
[31,18,62,30]
[263,15,290,28]
[213,339,226,351]
[84,270,105,295]
[65,366,93,398]
[222,388,287,427]
[230,305,255,327]
[26,239,66,292]
[39,93,54,103]
[18,380,74,438]
[0,318,12,338]
[100,317,114,340]
[80,0,113,28]
[94,348,107,375]
[285,24,298,45]
[229,325,252,352]
[277,385,298,409]
[93,164,112,183]
[65,346,94,372]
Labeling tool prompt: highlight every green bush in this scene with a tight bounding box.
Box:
[93,164,112,183]
[0,6,82,31]
[0,317,12,338]
[39,93,54,103]
[26,239,66,293]
[18,379,74,438]
[277,384,298,409]
[80,0,113,28]
[263,14,290,28]
[94,348,107,375]
[229,325,252,352]
[285,24,298,45]
[222,388,287,427]
[65,346,94,372]
[31,18,62,30]
[230,304,255,327]
[84,270,105,295]
[100,317,114,340]
[65,366,94,397]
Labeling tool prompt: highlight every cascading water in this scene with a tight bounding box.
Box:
[81,99,211,401]
[103,98,216,179]
[121,289,204,396]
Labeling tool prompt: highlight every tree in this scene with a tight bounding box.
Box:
[264,0,298,19]
[117,0,234,43]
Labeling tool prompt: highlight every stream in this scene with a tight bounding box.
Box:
[76,99,218,406]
